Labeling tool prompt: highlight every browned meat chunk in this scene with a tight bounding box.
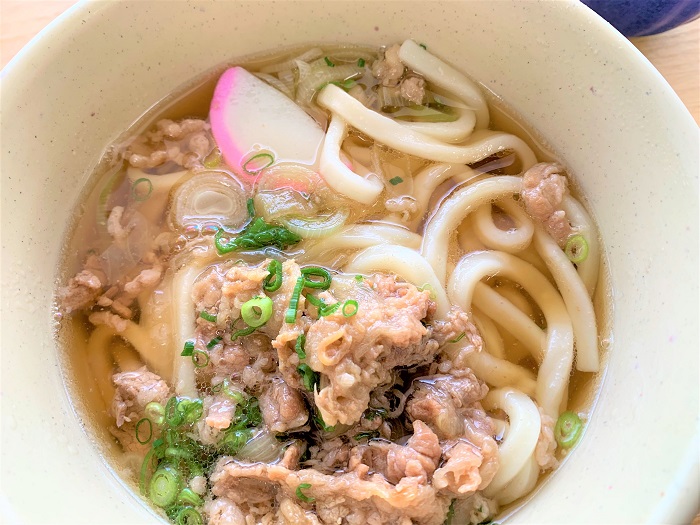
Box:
[521,162,573,245]
[432,440,484,496]
[372,44,405,87]
[57,269,104,313]
[400,76,426,104]
[204,497,247,525]
[206,396,237,430]
[112,367,171,427]
[259,376,308,433]
[535,406,559,470]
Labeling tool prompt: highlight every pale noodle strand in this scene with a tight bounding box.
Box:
[462,341,537,398]
[472,308,505,358]
[398,39,489,129]
[399,107,476,143]
[111,339,143,372]
[448,251,574,417]
[317,85,537,168]
[482,388,541,495]
[472,198,534,253]
[458,215,488,253]
[495,455,540,506]
[171,263,204,398]
[299,224,421,265]
[87,325,117,409]
[534,228,599,372]
[562,195,600,297]
[495,282,535,319]
[319,114,384,204]
[408,163,478,230]
[120,321,173,382]
[422,176,522,284]
[344,244,450,317]
[474,283,545,361]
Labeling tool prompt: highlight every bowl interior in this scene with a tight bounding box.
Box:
[1,1,698,523]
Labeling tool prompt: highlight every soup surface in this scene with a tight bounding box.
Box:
[57,41,608,525]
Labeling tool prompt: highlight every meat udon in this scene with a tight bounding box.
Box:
[57,40,608,525]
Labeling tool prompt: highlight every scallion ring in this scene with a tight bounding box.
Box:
[177,488,204,507]
[144,402,165,425]
[191,349,210,368]
[231,324,256,340]
[296,483,315,503]
[139,448,156,496]
[301,267,332,289]
[295,333,306,360]
[132,177,153,202]
[149,465,182,508]
[448,332,466,344]
[206,337,222,349]
[285,276,306,323]
[174,507,203,525]
[242,152,275,175]
[181,340,195,357]
[564,234,589,263]
[297,364,319,392]
[554,411,583,448]
[199,311,217,323]
[342,300,358,317]
[263,259,283,292]
[241,296,273,328]
[135,417,153,444]
[165,397,184,427]
[221,378,245,404]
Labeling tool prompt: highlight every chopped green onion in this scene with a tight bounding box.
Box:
[231,324,256,340]
[220,428,251,454]
[149,465,182,508]
[199,311,217,323]
[174,507,203,525]
[354,274,364,282]
[419,43,427,50]
[192,349,210,368]
[220,378,245,404]
[203,148,222,169]
[285,276,305,323]
[145,402,165,425]
[313,410,335,432]
[354,430,379,441]
[135,417,153,444]
[177,398,204,424]
[242,152,275,175]
[365,407,387,421]
[357,58,365,67]
[445,499,455,525]
[301,267,332,289]
[263,259,283,292]
[132,177,153,202]
[448,332,466,344]
[181,340,195,357]
[564,234,589,263]
[295,333,307,360]
[305,293,340,317]
[324,56,335,67]
[342,300,359,317]
[297,364,319,392]
[215,218,301,254]
[165,397,184,427]
[389,176,403,185]
[206,337,222,349]
[554,411,583,448]
[139,448,156,496]
[246,197,255,217]
[296,483,315,503]
[241,295,273,327]
[177,488,203,507]
[418,283,437,300]
[329,79,356,91]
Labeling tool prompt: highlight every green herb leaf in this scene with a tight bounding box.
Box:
[215,217,301,254]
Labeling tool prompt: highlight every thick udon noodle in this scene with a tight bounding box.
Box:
[58,40,606,525]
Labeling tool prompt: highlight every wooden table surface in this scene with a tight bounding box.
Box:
[1,0,698,124]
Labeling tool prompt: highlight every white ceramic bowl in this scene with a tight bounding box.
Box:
[1,1,698,524]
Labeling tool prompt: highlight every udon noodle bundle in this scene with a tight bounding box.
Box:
[57,40,604,525]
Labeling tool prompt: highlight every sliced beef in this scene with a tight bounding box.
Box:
[520,162,573,245]
[259,376,308,433]
[112,367,171,427]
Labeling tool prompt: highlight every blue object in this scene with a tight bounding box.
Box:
[582,0,700,36]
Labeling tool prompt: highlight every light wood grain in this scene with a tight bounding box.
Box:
[1,0,698,124]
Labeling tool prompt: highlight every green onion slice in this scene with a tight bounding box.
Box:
[342,300,359,317]
[354,274,364,282]
[177,487,204,507]
[285,276,306,323]
[139,448,157,496]
[241,295,273,327]
[220,378,245,404]
[296,483,315,503]
[135,417,153,444]
[165,397,184,427]
[242,152,275,175]
[357,58,365,67]
[149,465,182,508]
[132,177,153,202]
[297,364,319,392]
[263,259,283,292]
[199,311,217,323]
[324,56,335,67]
[448,332,466,344]
[301,267,332,289]
[231,324,256,340]
[564,234,589,263]
[554,411,583,448]
[181,340,195,357]
[144,402,165,426]
[388,176,403,185]
[354,430,379,441]
[206,337,222,349]
[192,349,210,368]
[174,507,203,525]
[246,197,255,217]
[295,333,307,360]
